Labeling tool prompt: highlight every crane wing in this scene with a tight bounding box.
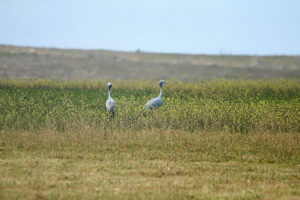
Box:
[146,97,162,109]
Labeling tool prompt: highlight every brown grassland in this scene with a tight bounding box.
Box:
[0,129,299,200]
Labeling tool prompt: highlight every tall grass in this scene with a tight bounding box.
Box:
[0,79,299,133]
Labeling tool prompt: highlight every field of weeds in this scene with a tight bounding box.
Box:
[0,79,299,132]
[0,79,299,199]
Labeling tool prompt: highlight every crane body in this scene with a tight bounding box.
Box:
[106,83,115,117]
[146,80,166,109]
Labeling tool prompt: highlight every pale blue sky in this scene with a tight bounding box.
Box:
[1,0,299,55]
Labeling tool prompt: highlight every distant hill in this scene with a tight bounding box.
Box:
[0,45,299,80]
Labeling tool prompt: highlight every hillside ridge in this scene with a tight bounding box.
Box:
[1,45,299,80]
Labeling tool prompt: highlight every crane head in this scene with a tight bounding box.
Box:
[159,80,166,87]
[107,82,112,89]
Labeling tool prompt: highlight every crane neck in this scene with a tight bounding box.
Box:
[159,86,163,98]
[108,88,111,98]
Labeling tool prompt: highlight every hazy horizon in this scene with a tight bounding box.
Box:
[1,0,300,55]
[2,43,300,56]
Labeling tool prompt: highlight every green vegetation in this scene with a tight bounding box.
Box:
[0,79,299,133]
[0,79,299,199]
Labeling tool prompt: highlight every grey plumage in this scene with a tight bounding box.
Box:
[146,80,166,109]
[106,82,115,117]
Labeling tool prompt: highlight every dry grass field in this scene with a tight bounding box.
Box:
[1,129,299,200]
